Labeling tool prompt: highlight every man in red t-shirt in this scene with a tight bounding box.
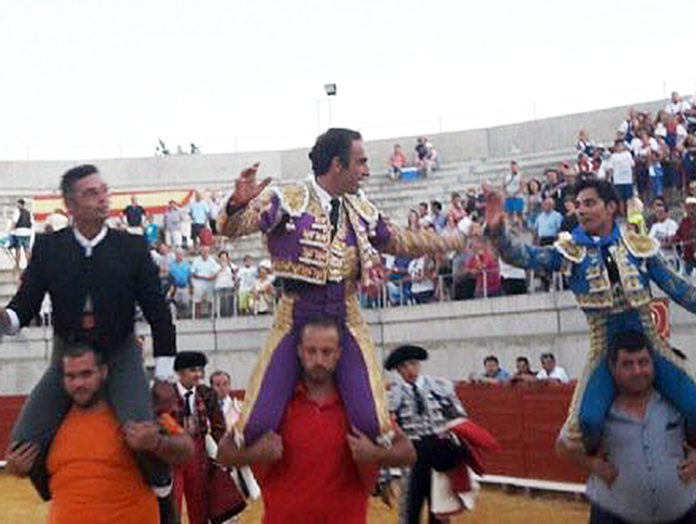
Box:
[218,317,415,523]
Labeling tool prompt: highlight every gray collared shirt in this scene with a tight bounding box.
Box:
[586,391,696,523]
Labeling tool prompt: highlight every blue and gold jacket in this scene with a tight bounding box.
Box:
[489,223,696,314]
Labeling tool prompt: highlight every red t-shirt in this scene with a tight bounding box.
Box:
[256,382,376,524]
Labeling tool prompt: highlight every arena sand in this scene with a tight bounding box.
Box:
[1,473,589,523]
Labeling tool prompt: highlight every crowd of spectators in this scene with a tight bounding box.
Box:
[376,92,696,304]
[470,352,570,385]
[151,244,276,319]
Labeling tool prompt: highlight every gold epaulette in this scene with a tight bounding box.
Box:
[344,192,379,226]
[621,229,659,258]
[553,231,586,263]
[273,182,310,217]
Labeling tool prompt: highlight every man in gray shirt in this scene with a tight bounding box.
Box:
[557,330,696,523]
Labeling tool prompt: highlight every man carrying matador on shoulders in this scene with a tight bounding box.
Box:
[217,128,468,446]
[484,177,696,451]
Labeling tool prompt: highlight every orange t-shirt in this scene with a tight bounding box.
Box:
[47,405,159,524]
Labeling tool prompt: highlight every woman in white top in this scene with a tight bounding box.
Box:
[215,250,237,316]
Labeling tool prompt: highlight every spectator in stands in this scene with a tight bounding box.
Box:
[617,107,638,143]
[384,254,412,306]
[666,91,692,116]
[511,356,537,383]
[499,258,527,296]
[561,196,579,232]
[169,248,192,315]
[633,130,660,200]
[429,200,447,233]
[414,137,436,176]
[249,259,276,315]
[9,198,32,269]
[123,195,146,235]
[465,238,501,298]
[503,161,524,227]
[417,202,430,229]
[591,147,609,180]
[425,141,439,172]
[534,197,563,246]
[389,144,408,181]
[214,250,237,316]
[237,254,257,315]
[559,168,578,210]
[541,168,564,212]
[45,208,69,233]
[557,331,696,523]
[524,178,543,231]
[474,355,510,384]
[206,190,223,236]
[188,191,210,247]
[676,197,696,275]
[408,255,436,304]
[191,245,221,317]
[606,139,635,217]
[576,152,592,175]
[576,129,595,157]
[649,197,680,271]
[414,137,428,166]
[163,200,184,248]
[143,215,158,248]
[406,209,420,231]
[683,139,696,188]
[536,353,569,383]
[447,192,468,225]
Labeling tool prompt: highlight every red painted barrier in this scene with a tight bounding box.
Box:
[456,381,586,483]
[0,396,27,454]
[1,384,585,484]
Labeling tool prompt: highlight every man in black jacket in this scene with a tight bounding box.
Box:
[1,164,177,499]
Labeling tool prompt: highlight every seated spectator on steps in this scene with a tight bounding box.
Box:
[536,353,569,383]
[389,144,408,181]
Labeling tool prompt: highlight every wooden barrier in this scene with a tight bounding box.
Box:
[456,381,586,483]
[0,384,586,484]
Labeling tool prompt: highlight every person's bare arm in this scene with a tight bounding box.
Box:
[122,421,194,465]
[556,435,617,486]
[217,430,283,468]
[347,425,415,467]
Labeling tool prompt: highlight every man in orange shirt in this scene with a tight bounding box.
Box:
[218,316,416,524]
[6,344,193,524]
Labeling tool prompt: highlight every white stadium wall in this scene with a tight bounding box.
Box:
[1,289,694,396]
[0,99,664,192]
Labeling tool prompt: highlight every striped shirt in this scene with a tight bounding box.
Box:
[388,375,466,440]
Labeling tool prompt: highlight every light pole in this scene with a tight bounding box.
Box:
[316,83,337,133]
